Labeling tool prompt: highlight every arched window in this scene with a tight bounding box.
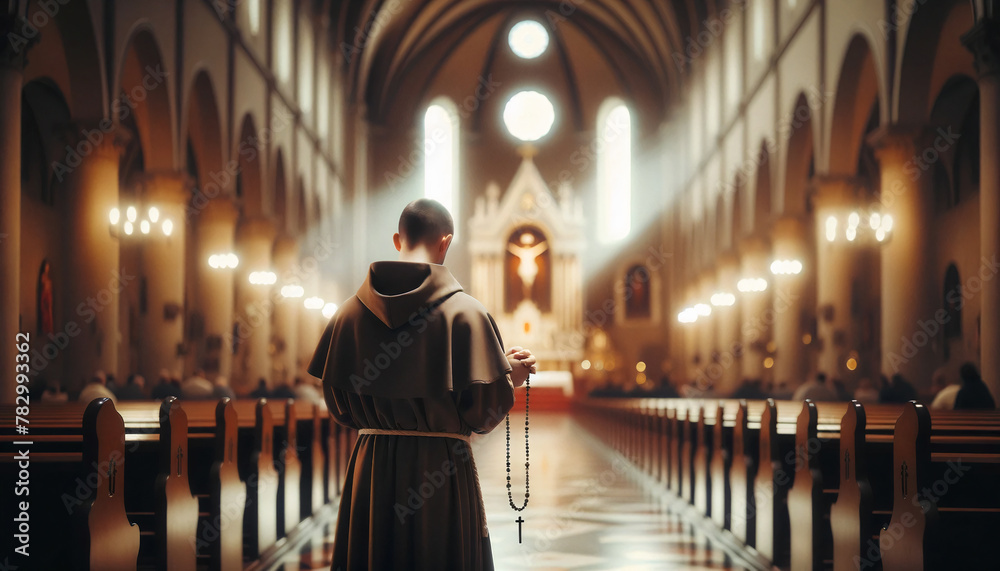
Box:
[753,0,766,61]
[247,0,260,35]
[597,99,632,242]
[423,99,459,216]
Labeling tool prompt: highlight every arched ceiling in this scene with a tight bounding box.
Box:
[333,0,719,124]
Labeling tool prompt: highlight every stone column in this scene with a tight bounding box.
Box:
[698,271,717,387]
[739,237,771,382]
[272,237,300,384]
[812,177,858,379]
[0,13,32,404]
[869,126,936,386]
[714,252,742,394]
[139,172,190,383]
[196,199,238,379]
[62,127,129,388]
[964,15,1000,400]
[234,218,276,393]
[770,216,808,389]
[297,269,322,379]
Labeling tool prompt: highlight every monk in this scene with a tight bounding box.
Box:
[309,198,535,570]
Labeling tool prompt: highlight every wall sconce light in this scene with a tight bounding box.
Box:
[248,271,277,285]
[677,307,699,323]
[109,204,174,239]
[770,259,803,275]
[825,210,893,244]
[304,296,325,310]
[710,292,736,306]
[737,277,768,292]
[280,284,305,298]
[208,253,239,269]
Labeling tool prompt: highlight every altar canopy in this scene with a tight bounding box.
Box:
[468,155,585,379]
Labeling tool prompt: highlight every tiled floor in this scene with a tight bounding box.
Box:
[267,412,754,570]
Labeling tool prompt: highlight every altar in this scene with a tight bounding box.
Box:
[468,154,585,393]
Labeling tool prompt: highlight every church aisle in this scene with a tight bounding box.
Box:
[478,412,752,570]
[265,412,753,570]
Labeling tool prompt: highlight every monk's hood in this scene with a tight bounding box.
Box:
[356,261,463,329]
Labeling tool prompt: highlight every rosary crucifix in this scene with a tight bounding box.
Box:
[506,363,530,543]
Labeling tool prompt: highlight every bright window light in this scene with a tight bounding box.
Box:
[248,0,260,35]
[754,0,766,61]
[424,101,458,216]
[508,21,549,59]
[503,91,556,142]
[597,100,632,242]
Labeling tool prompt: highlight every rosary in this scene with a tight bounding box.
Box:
[506,373,529,542]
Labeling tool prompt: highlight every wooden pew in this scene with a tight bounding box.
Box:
[209,399,247,571]
[753,398,796,568]
[117,397,199,571]
[236,399,280,559]
[787,400,848,571]
[298,402,326,519]
[729,400,762,548]
[164,398,246,571]
[155,398,200,571]
[710,401,738,531]
[879,403,1000,571]
[693,403,714,516]
[830,402,900,571]
[0,398,141,570]
[274,399,303,537]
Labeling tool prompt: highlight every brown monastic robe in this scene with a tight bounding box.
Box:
[309,261,514,571]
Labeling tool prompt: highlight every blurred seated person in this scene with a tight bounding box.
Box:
[40,378,69,403]
[270,379,296,400]
[954,362,996,410]
[249,378,270,399]
[181,369,214,400]
[732,378,767,400]
[648,376,680,398]
[78,371,117,404]
[853,378,880,404]
[792,372,837,401]
[831,378,851,401]
[116,374,146,401]
[213,376,236,400]
[294,376,326,410]
[151,369,182,400]
[930,369,960,410]
[879,373,918,403]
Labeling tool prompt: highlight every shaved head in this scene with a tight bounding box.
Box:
[398,199,454,246]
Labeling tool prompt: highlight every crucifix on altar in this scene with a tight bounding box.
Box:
[467,152,585,385]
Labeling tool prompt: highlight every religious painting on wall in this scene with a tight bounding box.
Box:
[624,264,651,319]
[505,226,551,313]
[36,259,53,335]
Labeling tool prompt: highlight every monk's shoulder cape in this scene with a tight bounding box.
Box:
[308,291,512,399]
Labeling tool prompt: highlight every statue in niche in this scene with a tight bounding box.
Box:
[624,264,651,319]
[37,259,53,335]
[505,227,551,312]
